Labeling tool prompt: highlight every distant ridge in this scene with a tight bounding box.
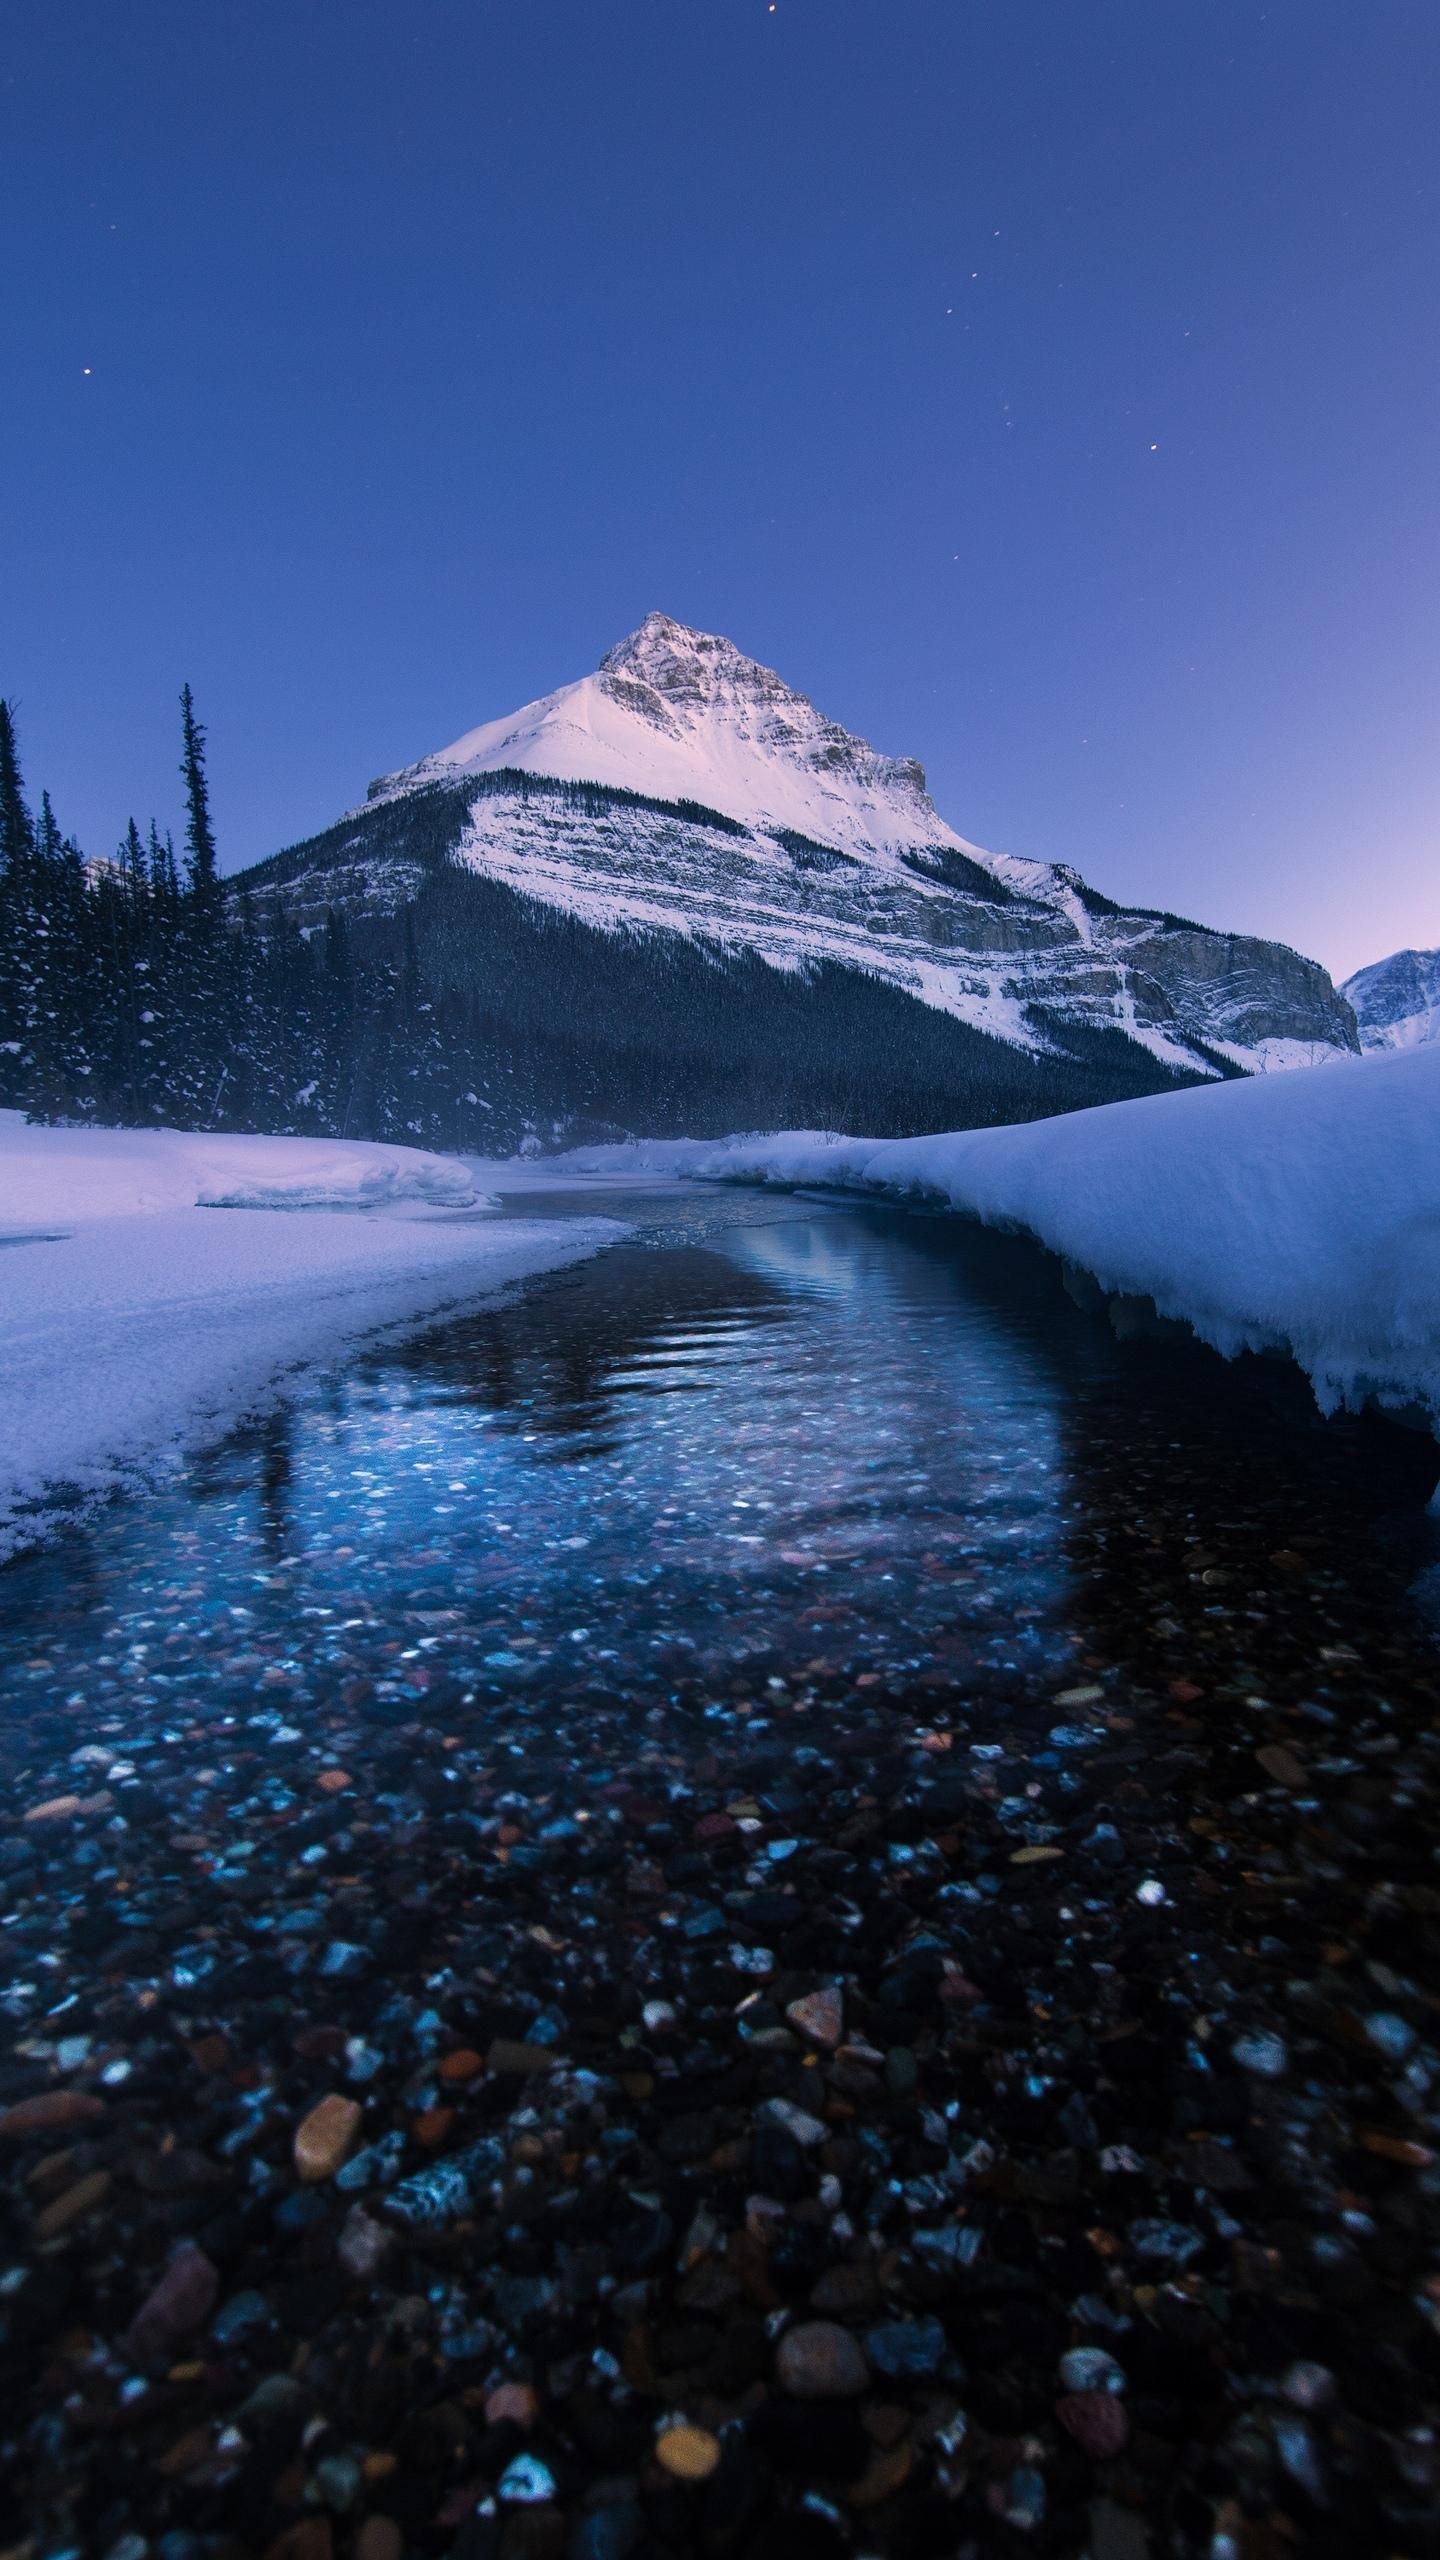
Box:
[1342,946,1440,1052]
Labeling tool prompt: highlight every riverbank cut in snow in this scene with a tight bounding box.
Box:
[539,1048,1440,1436]
[0,1116,623,1559]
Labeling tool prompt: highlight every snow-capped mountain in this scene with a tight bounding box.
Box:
[1340,948,1440,1052]
[240,615,1358,1141]
[366,613,1353,1074]
[398,614,988,869]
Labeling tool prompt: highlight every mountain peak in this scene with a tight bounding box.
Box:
[599,610,719,681]
[387,614,944,852]
[593,613,934,809]
[598,612,798,718]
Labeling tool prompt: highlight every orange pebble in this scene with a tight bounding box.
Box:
[293,2094,362,2182]
[1361,2130,1433,2167]
[485,2383,538,2428]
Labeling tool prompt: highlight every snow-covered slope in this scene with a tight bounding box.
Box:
[393,613,1028,882]
[1342,947,1440,1052]
[543,1047,1440,1436]
[246,615,1357,1101]
[0,1118,484,1226]
[0,1115,622,1557]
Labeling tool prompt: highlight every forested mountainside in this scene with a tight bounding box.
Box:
[233,776,1230,1149]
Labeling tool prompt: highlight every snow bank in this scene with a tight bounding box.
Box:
[0,1116,622,1558]
[0,1116,484,1226]
[529,1052,1440,1433]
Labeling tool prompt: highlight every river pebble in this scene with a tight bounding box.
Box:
[293,2091,363,2180]
[776,2321,871,2399]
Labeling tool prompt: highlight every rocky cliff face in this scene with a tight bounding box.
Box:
[593,615,937,819]
[237,615,1358,1134]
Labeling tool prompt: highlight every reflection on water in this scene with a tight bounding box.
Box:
[0,1186,1436,1760]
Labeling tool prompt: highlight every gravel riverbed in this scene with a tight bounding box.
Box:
[1,1199,1438,2560]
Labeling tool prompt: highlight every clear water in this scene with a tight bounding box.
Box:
[6,1187,1440,2560]
[1,1184,1435,1762]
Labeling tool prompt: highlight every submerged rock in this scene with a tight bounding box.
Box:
[776,2320,870,2399]
[294,2092,363,2180]
[123,2242,220,2367]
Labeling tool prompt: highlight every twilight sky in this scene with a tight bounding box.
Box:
[2,1,1437,981]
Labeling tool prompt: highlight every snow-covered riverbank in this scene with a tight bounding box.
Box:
[0,1118,624,1558]
[6,1042,1434,1561]
[497,1047,1440,1436]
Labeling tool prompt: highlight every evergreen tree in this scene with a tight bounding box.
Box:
[0,700,34,874]
[0,703,40,1106]
[122,817,147,899]
[27,817,96,1122]
[88,822,160,1120]
[35,790,62,865]
[149,821,178,903]
[179,684,218,901]
[175,686,227,1118]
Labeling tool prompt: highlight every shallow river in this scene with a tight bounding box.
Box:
[2,1184,1435,1728]
[2,1186,1439,2560]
